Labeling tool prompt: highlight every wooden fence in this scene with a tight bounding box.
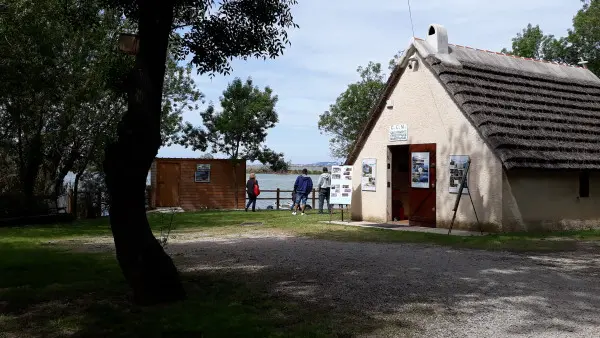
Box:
[254,189,301,209]
[255,189,344,210]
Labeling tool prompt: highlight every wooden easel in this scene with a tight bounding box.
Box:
[448,159,483,235]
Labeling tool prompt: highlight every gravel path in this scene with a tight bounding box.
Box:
[72,234,600,337]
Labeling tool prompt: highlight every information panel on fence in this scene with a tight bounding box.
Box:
[330,165,353,205]
[194,164,211,183]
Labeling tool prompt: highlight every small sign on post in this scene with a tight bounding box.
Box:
[389,124,408,142]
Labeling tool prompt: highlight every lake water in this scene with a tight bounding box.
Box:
[64,172,322,210]
[246,173,322,210]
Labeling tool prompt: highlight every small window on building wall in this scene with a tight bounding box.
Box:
[579,171,590,198]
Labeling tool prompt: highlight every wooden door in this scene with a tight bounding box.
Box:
[157,163,180,207]
[408,144,436,227]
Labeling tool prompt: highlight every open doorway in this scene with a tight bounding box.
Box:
[389,143,437,227]
[389,145,410,222]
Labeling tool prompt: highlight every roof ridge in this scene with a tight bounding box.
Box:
[412,36,585,69]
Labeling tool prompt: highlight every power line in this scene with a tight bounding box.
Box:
[407,0,415,37]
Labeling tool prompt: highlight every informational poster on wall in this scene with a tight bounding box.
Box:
[449,155,469,194]
[389,124,408,142]
[361,158,377,191]
[411,152,430,188]
[330,165,353,205]
[195,164,211,183]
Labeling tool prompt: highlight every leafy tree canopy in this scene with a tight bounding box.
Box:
[179,77,281,163]
[318,61,389,159]
[256,148,288,172]
[0,0,202,199]
[103,0,299,76]
[502,0,600,75]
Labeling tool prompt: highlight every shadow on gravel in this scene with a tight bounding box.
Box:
[2,236,600,337]
[168,236,600,337]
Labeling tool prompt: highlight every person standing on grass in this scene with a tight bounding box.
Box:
[245,172,259,212]
[317,167,331,214]
[292,168,313,216]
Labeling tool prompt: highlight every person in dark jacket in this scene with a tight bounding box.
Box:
[245,173,258,212]
[292,168,313,216]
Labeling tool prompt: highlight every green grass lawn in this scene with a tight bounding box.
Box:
[3,209,600,252]
[2,210,600,337]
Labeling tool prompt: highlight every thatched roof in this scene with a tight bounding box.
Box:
[345,37,600,170]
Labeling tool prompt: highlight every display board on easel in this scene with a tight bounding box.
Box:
[330,165,352,222]
[330,165,352,205]
[449,155,469,194]
[447,158,483,235]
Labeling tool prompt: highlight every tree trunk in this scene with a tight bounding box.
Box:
[22,134,43,200]
[102,0,184,306]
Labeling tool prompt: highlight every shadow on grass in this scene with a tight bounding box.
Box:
[0,210,345,241]
[0,242,404,338]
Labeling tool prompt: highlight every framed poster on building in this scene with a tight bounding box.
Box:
[361,158,377,191]
[449,155,469,194]
[330,165,353,205]
[411,152,430,188]
[195,164,211,183]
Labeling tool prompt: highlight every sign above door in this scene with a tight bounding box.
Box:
[389,124,408,142]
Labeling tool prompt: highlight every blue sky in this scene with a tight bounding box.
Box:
[157,0,583,164]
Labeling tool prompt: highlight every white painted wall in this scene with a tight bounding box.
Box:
[351,52,503,228]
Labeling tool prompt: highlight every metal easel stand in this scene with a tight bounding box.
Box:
[332,204,350,223]
[328,204,350,224]
[448,159,483,235]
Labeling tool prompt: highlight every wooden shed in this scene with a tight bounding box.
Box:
[149,158,246,211]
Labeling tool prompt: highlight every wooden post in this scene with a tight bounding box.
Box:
[276,188,280,210]
[97,192,102,217]
[67,188,73,214]
[312,189,316,210]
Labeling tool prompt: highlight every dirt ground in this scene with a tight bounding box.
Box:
[69,232,600,337]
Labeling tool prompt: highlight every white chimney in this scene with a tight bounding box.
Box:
[426,24,449,54]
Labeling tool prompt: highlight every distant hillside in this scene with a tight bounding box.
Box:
[312,161,339,166]
[246,161,342,174]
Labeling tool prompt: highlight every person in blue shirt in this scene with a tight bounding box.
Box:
[292,168,313,216]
